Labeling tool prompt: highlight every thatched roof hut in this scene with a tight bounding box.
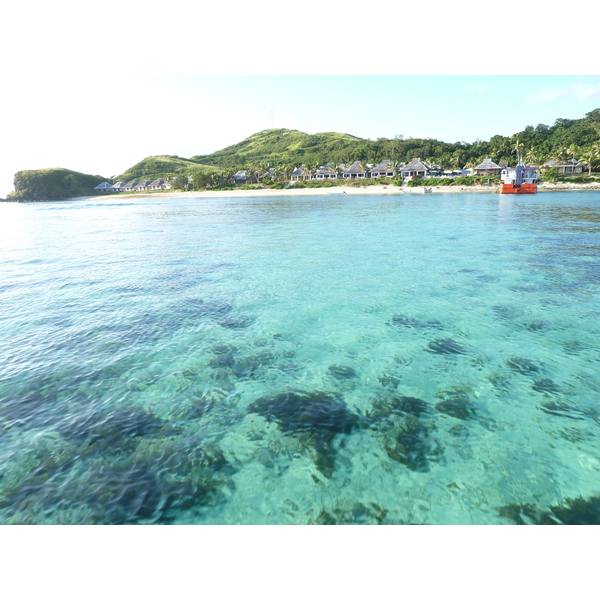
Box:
[473,158,502,175]
[342,161,367,178]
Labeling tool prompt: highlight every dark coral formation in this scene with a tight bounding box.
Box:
[211,344,238,355]
[498,494,600,525]
[434,387,494,429]
[370,395,431,419]
[247,390,361,477]
[0,435,235,524]
[435,400,475,421]
[55,406,177,452]
[217,314,256,329]
[232,351,276,379]
[506,356,542,375]
[538,400,587,420]
[520,320,551,332]
[427,338,468,355]
[389,314,444,330]
[378,374,401,390]
[314,502,389,525]
[327,365,358,379]
[491,305,519,321]
[368,395,441,472]
[209,353,235,368]
[532,379,562,394]
[0,391,58,432]
[383,415,439,472]
[248,390,359,436]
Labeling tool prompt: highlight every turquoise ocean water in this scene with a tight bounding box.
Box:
[1,191,600,524]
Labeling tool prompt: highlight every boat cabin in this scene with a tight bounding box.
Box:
[500,164,538,185]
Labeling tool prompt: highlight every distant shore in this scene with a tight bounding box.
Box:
[4,181,600,203]
[106,180,600,200]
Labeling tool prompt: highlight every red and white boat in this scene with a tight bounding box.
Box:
[499,162,538,194]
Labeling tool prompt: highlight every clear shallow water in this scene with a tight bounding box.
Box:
[1,192,600,524]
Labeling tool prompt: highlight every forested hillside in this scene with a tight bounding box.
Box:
[117,155,218,182]
[123,108,600,179]
[8,168,107,201]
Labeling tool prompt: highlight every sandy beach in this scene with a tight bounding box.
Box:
[6,181,598,203]
[106,180,600,201]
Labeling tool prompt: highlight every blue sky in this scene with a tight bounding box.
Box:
[2,75,600,198]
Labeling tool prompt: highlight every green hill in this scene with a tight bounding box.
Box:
[117,155,222,182]
[8,168,107,201]
[190,129,363,168]
[116,110,600,181]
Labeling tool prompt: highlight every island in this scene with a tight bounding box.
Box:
[5,108,600,201]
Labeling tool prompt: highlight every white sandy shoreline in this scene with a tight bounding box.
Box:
[104,181,600,200]
[5,181,600,203]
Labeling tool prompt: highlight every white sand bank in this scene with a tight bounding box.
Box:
[86,181,600,201]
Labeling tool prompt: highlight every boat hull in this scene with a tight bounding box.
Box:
[500,183,537,194]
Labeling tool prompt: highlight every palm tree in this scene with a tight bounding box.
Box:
[286,165,296,182]
[256,161,272,184]
[511,137,524,165]
[553,145,569,163]
[302,163,316,181]
[567,143,581,173]
[578,145,600,176]
[218,169,235,185]
[242,162,256,184]
[524,147,539,166]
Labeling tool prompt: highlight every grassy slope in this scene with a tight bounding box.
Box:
[117,155,220,182]
[191,129,363,167]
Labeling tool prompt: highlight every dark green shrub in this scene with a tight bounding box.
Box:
[540,167,559,183]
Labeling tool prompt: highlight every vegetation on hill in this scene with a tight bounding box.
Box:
[117,155,217,182]
[191,129,363,168]
[7,168,108,201]
[118,109,600,185]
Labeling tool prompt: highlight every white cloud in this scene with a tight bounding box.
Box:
[527,88,568,104]
[571,83,600,100]
[527,82,600,104]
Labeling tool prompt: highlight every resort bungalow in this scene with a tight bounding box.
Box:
[540,158,586,174]
[290,167,304,182]
[301,166,315,180]
[473,158,503,176]
[400,158,432,179]
[111,181,126,192]
[232,170,258,185]
[313,165,337,180]
[148,178,171,190]
[94,182,113,192]
[342,161,367,179]
[122,180,138,192]
[134,180,152,191]
[370,160,397,178]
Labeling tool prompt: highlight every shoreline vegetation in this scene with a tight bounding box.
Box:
[3,181,600,203]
